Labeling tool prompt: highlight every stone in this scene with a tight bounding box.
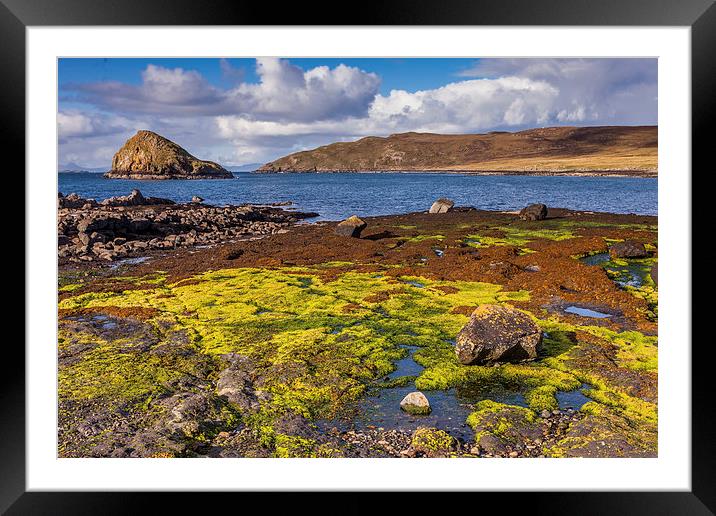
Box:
[400,391,431,415]
[191,196,204,203]
[609,240,648,259]
[334,215,367,238]
[519,203,548,221]
[216,355,259,412]
[650,263,658,285]
[455,304,543,364]
[104,130,233,180]
[429,198,454,214]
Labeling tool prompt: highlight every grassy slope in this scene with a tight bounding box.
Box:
[258,126,657,174]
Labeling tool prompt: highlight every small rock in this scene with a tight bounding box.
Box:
[191,196,204,203]
[524,264,541,272]
[651,263,658,285]
[334,215,367,238]
[400,391,431,415]
[429,198,454,214]
[519,203,548,221]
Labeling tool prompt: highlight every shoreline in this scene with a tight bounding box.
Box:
[63,169,658,179]
[57,190,658,268]
[254,169,657,178]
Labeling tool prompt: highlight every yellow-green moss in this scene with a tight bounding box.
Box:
[411,427,456,453]
[59,267,529,437]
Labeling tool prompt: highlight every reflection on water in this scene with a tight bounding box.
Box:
[564,306,612,319]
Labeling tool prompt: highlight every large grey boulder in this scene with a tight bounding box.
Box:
[455,305,543,364]
[429,198,454,214]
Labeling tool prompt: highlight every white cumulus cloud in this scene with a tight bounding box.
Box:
[59,57,657,168]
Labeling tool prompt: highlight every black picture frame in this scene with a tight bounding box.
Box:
[6,0,711,512]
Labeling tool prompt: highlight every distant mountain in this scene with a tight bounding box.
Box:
[59,163,107,173]
[257,126,657,176]
[225,163,263,172]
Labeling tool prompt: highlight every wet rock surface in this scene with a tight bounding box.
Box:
[58,190,317,263]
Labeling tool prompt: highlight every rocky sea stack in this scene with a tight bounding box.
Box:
[104,130,233,180]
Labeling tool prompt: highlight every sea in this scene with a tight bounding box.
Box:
[58,171,657,221]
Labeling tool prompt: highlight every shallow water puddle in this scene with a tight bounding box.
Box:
[402,280,426,288]
[331,343,531,441]
[580,252,652,288]
[385,345,423,379]
[581,252,610,267]
[433,249,444,258]
[68,313,119,330]
[556,384,592,410]
[109,256,150,269]
[564,306,612,318]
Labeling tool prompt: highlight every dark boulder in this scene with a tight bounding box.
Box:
[609,240,647,259]
[335,215,367,238]
[455,304,543,364]
[519,203,548,221]
[650,263,658,285]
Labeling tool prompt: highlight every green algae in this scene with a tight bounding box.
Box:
[410,427,456,455]
[59,257,657,457]
[465,226,575,249]
[404,234,445,243]
[58,266,530,449]
[538,319,658,424]
[467,400,537,447]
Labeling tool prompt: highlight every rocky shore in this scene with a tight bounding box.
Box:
[58,201,657,458]
[58,189,317,263]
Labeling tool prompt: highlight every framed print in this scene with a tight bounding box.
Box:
[6,0,713,512]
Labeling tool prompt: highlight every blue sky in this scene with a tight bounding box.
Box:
[58,57,657,168]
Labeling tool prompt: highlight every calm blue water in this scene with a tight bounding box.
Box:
[58,172,657,221]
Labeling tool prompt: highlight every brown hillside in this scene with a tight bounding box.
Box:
[258,126,657,176]
[105,130,233,180]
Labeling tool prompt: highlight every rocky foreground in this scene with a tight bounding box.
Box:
[58,189,317,263]
[58,202,657,458]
